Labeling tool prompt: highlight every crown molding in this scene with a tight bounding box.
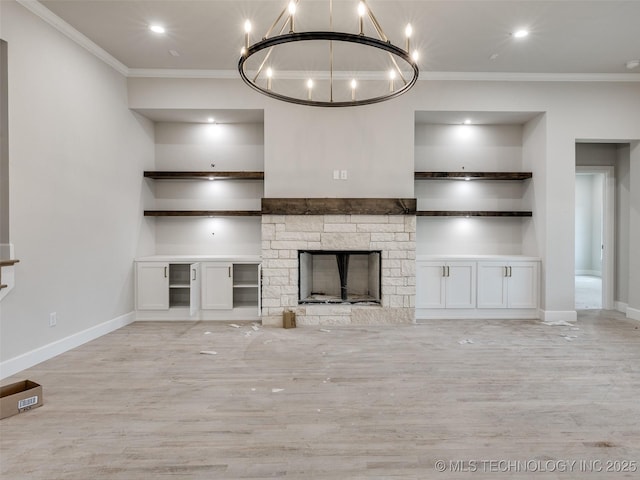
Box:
[127,69,238,79]
[129,68,640,82]
[17,0,129,76]
[423,71,640,82]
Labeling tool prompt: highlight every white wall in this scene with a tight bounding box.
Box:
[128,77,640,320]
[0,2,155,367]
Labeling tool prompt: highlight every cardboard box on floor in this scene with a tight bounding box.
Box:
[283,310,296,329]
[1,380,43,419]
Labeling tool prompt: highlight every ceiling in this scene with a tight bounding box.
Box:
[32,0,640,78]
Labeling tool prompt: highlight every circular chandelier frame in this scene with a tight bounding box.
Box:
[238,1,420,108]
[238,31,419,107]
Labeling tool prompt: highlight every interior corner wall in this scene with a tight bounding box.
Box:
[522,113,546,261]
[0,1,155,367]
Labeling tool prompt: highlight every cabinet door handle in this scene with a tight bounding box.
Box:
[192,269,196,281]
[228,266,232,278]
[442,266,446,277]
[509,266,512,277]
[446,266,450,277]
[504,266,508,277]
[164,266,168,278]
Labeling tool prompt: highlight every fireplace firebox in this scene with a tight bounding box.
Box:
[298,250,381,304]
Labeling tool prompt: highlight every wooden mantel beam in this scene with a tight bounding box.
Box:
[261,198,417,215]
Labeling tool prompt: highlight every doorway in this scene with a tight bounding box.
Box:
[575,166,614,310]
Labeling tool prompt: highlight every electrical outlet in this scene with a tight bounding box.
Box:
[49,312,57,327]
[340,170,348,180]
[333,169,340,180]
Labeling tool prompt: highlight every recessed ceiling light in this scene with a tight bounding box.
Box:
[463,119,471,125]
[512,29,529,39]
[207,117,215,123]
[149,24,165,34]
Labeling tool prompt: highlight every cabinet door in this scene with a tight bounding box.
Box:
[189,263,201,316]
[416,262,446,308]
[477,262,508,308]
[445,262,476,308]
[201,262,233,310]
[136,262,169,310]
[508,262,538,308]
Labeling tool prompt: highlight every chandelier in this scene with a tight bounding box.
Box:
[238,0,419,107]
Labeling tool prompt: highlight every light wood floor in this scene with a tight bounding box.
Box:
[1,310,639,479]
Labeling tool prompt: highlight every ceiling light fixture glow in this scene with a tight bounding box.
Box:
[149,25,165,34]
[513,29,529,38]
[238,0,419,107]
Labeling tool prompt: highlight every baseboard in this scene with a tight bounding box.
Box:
[627,306,640,321]
[615,301,628,315]
[540,310,577,323]
[575,270,601,277]
[0,311,135,380]
[416,308,539,320]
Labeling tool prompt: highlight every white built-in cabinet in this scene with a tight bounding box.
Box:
[135,257,261,320]
[416,256,539,319]
[416,261,476,309]
[201,263,233,310]
[477,261,538,309]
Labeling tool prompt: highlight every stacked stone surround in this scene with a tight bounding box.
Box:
[261,214,416,326]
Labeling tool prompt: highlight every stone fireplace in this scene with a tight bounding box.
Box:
[261,198,416,326]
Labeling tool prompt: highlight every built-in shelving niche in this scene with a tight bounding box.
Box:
[414,111,542,256]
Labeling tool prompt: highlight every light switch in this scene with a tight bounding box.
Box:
[340,170,348,180]
[333,169,340,180]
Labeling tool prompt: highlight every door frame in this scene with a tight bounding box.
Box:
[575,165,615,310]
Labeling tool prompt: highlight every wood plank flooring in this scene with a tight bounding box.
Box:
[1,310,639,479]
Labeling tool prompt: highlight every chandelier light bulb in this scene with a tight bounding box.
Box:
[350,79,357,101]
[288,1,296,32]
[244,20,251,49]
[358,2,366,34]
[307,79,313,100]
[389,70,396,91]
[266,67,273,90]
[412,50,420,62]
[149,25,165,34]
[513,29,529,38]
[405,23,413,51]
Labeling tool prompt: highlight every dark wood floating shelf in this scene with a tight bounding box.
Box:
[144,210,262,217]
[417,211,533,217]
[144,171,264,180]
[415,172,532,180]
[262,198,417,215]
[0,259,19,267]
